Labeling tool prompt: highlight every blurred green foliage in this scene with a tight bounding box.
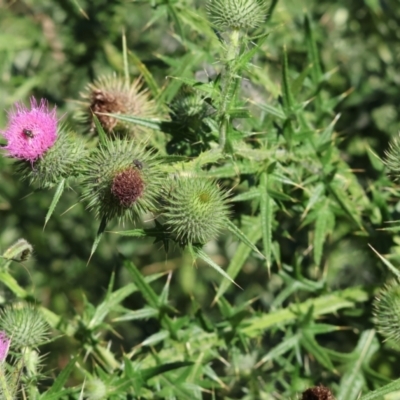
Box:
[1,0,400,398]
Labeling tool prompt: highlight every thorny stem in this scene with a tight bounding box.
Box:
[0,364,13,400]
[218,28,242,151]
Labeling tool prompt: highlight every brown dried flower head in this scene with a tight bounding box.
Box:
[78,74,157,136]
[301,386,335,400]
[111,167,145,208]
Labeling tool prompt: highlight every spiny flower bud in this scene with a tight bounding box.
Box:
[168,86,214,154]
[0,303,50,349]
[384,135,400,180]
[81,138,164,223]
[84,377,107,400]
[207,0,268,31]
[163,177,230,245]
[77,74,157,136]
[373,279,400,344]
[301,386,335,400]
[1,98,57,162]
[16,128,87,189]
[2,238,33,263]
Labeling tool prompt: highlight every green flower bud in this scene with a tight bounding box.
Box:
[373,279,400,344]
[2,238,33,263]
[81,138,164,223]
[16,127,86,189]
[0,303,50,349]
[163,177,230,245]
[85,377,107,400]
[77,74,157,137]
[207,0,268,31]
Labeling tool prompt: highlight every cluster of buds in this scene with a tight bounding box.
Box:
[1,90,232,246]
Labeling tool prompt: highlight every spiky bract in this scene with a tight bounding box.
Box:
[81,139,164,223]
[85,378,107,400]
[16,127,87,189]
[207,0,268,31]
[384,135,400,180]
[373,279,400,344]
[163,177,230,245]
[78,74,157,136]
[0,304,50,349]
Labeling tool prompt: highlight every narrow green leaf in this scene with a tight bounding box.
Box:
[44,178,65,229]
[141,361,193,382]
[92,114,107,146]
[214,219,262,302]
[103,114,164,131]
[304,14,323,84]
[256,334,300,368]
[314,201,334,266]
[242,286,370,337]
[140,330,169,347]
[301,331,335,371]
[260,172,274,273]
[87,216,108,265]
[124,261,159,308]
[337,330,379,400]
[40,358,76,398]
[281,46,295,113]
[225,219,265,260]
[359,378,400,400]
[189,245,241,289]
[368,245,400,279]
[251,101,285,119]
[128,51,160,97]
[113,307,158,322]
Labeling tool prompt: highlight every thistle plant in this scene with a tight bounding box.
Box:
[77,74,157,136]
[81,138,165,223]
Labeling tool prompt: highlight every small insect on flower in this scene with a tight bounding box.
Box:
[1,97,58,162]
[133,159,143,170]
[23,129,34,138]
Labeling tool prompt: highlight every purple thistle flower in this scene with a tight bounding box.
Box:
[0,331,10,362]
[1,98,57,162]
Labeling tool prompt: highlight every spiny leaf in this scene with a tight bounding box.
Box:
[44,178,65,229]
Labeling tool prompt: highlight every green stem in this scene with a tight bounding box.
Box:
[218,28,242,151]
[0,364,12,400]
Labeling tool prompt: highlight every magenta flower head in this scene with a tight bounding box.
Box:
[0,331,10,362]
[1,97,57,162]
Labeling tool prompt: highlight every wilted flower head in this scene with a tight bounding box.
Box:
[301,386,335,400]
[77,74,157,136]
[0,331,10,362]
[1,98,57,162]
